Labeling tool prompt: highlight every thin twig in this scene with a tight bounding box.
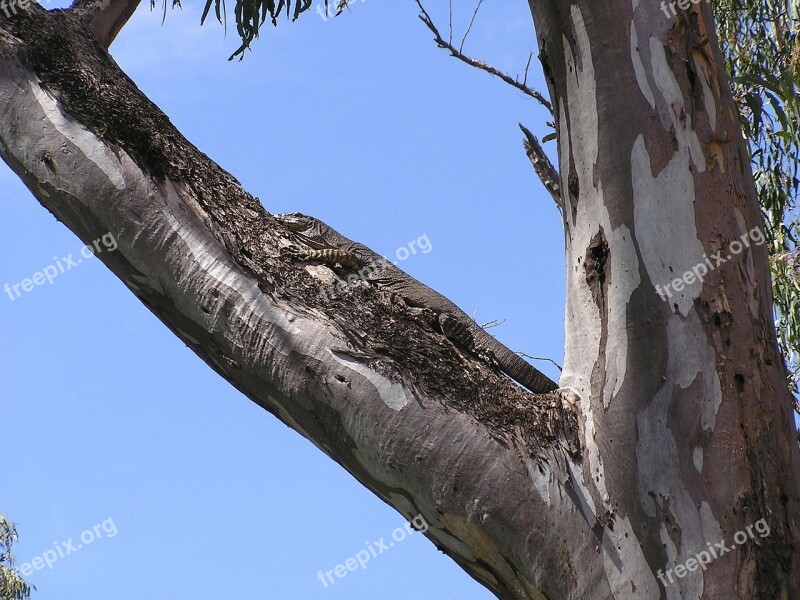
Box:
[518,352,563,372]
[414,0,552,113]
[523,51,533,87]
[481,318,506,330]
[460,0,485,54]
[448,0,452,45]
[519,123,562,211]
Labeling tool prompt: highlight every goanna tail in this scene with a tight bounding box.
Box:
[471,326,559,393]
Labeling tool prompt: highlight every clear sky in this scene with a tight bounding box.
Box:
[1,1,565,598]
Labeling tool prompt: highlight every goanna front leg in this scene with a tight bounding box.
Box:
[285,246,362,271]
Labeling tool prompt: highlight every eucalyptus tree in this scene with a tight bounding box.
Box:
[0,0,798,597]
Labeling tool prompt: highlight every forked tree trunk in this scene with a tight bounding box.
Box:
[0,2,798,598]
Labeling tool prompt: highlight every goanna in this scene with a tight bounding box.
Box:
[275,212,558,394]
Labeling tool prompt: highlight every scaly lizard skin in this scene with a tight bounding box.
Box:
[275,212,559,394]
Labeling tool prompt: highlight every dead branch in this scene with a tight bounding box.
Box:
[518,352,563,372]
[70,0,142,48]
[520,123,562,211]
[414,0,552,113]
[481,318,506,330]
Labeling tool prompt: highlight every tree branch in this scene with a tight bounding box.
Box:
[1,10,587,598]
[519,123,562,210]
[69,0,141,49]
[413,1,560,209]
[414,0,552,113]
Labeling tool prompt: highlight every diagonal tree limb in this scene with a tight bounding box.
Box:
[519,123,562,211]
[69,0,142,49]
[414,0,552,113]
[1,9,584,597]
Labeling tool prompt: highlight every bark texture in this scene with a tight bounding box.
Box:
[71,0,142,49]
[2,1,799,598]
[528,0,800,597]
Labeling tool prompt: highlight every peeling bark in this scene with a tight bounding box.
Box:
[528,0,800,597]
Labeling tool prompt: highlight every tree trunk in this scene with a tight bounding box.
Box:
[0,2,798,598]
[528,0,800,597]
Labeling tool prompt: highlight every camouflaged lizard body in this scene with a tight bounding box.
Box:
[276,212,558,393]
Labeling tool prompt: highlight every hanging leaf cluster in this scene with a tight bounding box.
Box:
[194,0,351,60]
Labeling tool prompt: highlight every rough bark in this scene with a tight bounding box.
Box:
[528,0,800,597]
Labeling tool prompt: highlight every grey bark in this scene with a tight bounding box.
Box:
[528,0,800,597]
[1,1,799,598]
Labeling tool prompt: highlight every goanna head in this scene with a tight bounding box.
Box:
[273,212,314,233]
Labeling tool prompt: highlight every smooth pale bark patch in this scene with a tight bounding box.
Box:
[558,8,609,507]
[634,312,723,597]
[556,6,666,596]
[29,81,127,190]
[630,23,656,110]
[631,36,706,317]
[626,16,729,599]
[329,349,410,410]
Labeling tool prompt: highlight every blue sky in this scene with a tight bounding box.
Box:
[1,1,564,598]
